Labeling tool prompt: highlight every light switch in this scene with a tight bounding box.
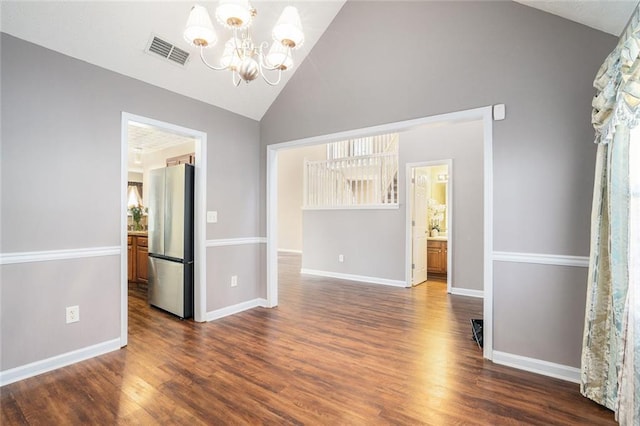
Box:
[207,211,218,223]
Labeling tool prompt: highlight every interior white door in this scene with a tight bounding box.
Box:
[412,169,428,285]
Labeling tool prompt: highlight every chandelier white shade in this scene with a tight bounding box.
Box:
[272,6,304,48]
[220,38,242,70]
[215,0,253,29]
[183,4,217,47]
[183,1,304,86]
[266,42,293,70]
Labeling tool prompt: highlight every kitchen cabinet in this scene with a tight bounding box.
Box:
[128,233,148,286]
[136,236,148,284]
[166,153,195,166]
[427,239,448,277]
[127,236,134,282]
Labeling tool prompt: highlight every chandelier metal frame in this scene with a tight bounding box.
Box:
[183,2,304,86]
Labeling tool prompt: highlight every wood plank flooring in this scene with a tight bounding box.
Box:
[1,253,615,424]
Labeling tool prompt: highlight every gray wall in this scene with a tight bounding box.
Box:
[302,120,484,291]
[260,2,616,368]
[0,0,619,376]
[1,34,262,371]
[277,144,326,252]
[1,257,120,368]
[493,261,588,366]
[303,209,405,280]
[402,120,484,290]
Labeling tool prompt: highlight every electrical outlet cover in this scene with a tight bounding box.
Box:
[66,306,79,323]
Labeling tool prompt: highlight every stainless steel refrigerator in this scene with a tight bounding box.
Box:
[147,164,194,319]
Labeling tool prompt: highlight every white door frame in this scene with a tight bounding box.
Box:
[405,160,453,293]
[266,106,494,360]
[120,112,208,347]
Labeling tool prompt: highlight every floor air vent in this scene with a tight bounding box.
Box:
[146,35,190,66]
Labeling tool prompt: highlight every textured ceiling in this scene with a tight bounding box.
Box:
[126,123,196,171]
[128,123,195,153]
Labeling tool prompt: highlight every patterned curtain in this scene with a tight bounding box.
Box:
[582,5,640,425]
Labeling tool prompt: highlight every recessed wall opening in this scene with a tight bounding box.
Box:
[267,106,494,360]
[120,113,208,346]
[408,162,452,291]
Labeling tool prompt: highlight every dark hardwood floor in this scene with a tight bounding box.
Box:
[1,253,615,424]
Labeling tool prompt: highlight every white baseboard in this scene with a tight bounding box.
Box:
[450,287,484,298]
[278,249,303,254]
[206,298,268,322]
[301,268,406,287]
[0,338,121,387]
[492,350,580,383]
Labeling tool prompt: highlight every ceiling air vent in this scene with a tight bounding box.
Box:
[146,35,190,66]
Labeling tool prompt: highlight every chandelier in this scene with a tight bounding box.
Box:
[183,1,304,86]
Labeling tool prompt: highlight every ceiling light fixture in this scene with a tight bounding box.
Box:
[183,1,304,86]
[134,147,142,164]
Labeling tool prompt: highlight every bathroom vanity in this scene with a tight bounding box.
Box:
[427,237,448,278]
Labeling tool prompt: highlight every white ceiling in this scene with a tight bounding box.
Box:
[0,1,346,121]
[514,0,637,36]
[128,122,196,153]
[126,122,196,171]
[1,1,637,122]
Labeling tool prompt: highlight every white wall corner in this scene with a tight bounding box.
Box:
[492,350,581,383]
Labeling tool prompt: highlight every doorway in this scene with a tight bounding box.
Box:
[267,106,494,360]
[120,113,207,347]
[408,161,452,291]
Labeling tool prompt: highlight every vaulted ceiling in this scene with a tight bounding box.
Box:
[1,1,346,121]
[1,1,637,121]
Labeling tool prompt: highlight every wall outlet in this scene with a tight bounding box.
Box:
[66,305,79,324]
[231,275,238,287]
[338,254,344,263]
[207,211,218,223]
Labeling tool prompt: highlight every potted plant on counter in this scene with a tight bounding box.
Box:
[128,204,148,231]
[428,198,445,237]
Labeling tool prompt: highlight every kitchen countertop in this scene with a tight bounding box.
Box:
[427,236,448,241]
[128,231,148,237]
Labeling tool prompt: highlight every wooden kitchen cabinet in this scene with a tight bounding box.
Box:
[427,239,448,277]
[128,233,148,286]
[127,236,134,282]
[136,236,148,284]
[166,153,195,166]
